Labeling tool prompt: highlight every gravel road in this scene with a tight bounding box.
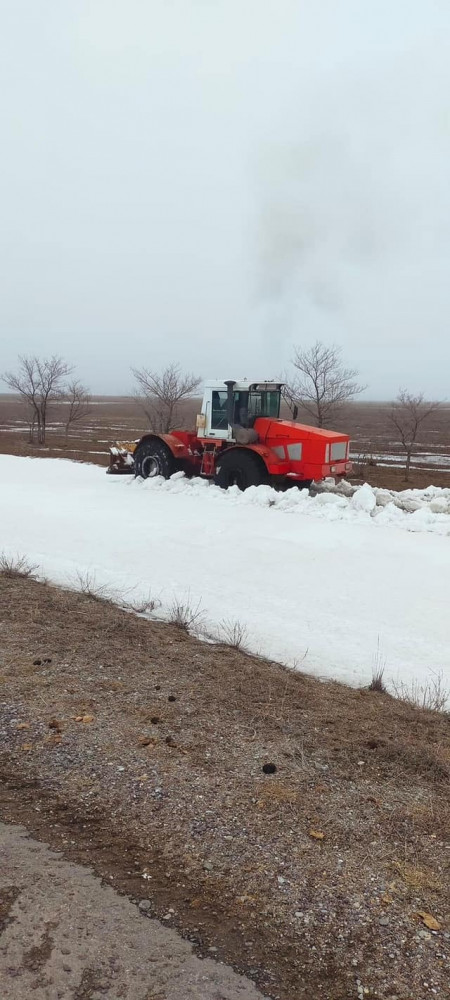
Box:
[0,822,268,1000]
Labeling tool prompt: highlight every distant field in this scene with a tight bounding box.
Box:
[0,393,449,491]
[336,400,450,490]
[0,394,144,468]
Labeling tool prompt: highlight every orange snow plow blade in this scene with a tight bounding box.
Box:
[107,442,136,475]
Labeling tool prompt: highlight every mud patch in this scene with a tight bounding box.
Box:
[73,967,109,1000]
[23,922,56,972]
[0,886,21,934]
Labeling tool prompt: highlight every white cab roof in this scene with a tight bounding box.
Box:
[203,380,283,391]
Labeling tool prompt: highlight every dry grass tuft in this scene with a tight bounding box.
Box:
[218,618,249,651]
[0,552,38,579]
[121,591,160,615]
[368,669,386,693]
[392,671,449,713]
[392,860,443,892]
[167,595,205,631]
[256,780,299,810]
[72,569,114,602]
[368,640,387,693]
[376,741,449,784]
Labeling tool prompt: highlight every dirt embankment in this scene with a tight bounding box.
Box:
[0,576,449,999]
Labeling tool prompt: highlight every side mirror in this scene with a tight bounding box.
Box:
[293,405,298,420]
[196,413,206,429]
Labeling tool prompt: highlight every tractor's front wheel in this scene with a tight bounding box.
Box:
[134,439,175,480]
[215,450,268,491]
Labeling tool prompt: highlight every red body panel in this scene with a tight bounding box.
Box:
[139,431,194,461]
[159,432,192,459]
[137,420,351,484]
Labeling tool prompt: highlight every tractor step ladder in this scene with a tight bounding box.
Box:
[200,442,220,478]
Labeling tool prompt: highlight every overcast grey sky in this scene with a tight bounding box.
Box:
[1,1,449,397]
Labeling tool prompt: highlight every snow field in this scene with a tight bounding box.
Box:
[0,455,449,703]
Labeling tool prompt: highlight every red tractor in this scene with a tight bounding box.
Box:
[108,379,352,490]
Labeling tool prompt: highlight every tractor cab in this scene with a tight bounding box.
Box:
[196,380,283,442]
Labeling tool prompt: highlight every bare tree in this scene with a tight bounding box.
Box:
[285,341,365,427]
[26,412,37,444]
[388,390,440,482]
[132,363,202,432]
[2,355,74,444]
[63,380,92,441]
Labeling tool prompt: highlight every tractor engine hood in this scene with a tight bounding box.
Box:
[253,417,351,475]
[254,417,349,446]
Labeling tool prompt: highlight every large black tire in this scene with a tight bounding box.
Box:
[215,449,268,491]
[134,439,175,480]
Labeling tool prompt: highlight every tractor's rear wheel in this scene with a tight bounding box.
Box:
[215,450,268,491]
[134,439,175,480]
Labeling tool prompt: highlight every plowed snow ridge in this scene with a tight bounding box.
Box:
[1,456,449,701]
[136,471,450,533]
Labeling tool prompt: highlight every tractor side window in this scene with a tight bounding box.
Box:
[233,391,249,427]
[211,391,228,430]
[266,391,281,418]
[248,391,280,420]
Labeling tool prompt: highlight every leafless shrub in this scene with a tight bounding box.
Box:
[392,671,449,713]
[132,362,201,432]
[218,618,249,651]
[388,390,441,482]
[352,445,378,478]
[0,552,39,579]
[2,354,74,444]
[63,379,92,440]
[284,341,366,427]
[168,595,205,631]
[368,642,387,693]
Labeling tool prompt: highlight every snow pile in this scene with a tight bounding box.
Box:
[132,473,450,535]
[0,455,449,703]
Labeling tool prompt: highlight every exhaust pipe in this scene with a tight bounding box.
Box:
[224,380,236,429]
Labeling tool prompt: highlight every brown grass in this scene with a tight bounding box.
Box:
[392,672,449,713]
[392,861,444,892]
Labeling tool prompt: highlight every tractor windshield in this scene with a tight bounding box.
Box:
[233,390,280,427]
